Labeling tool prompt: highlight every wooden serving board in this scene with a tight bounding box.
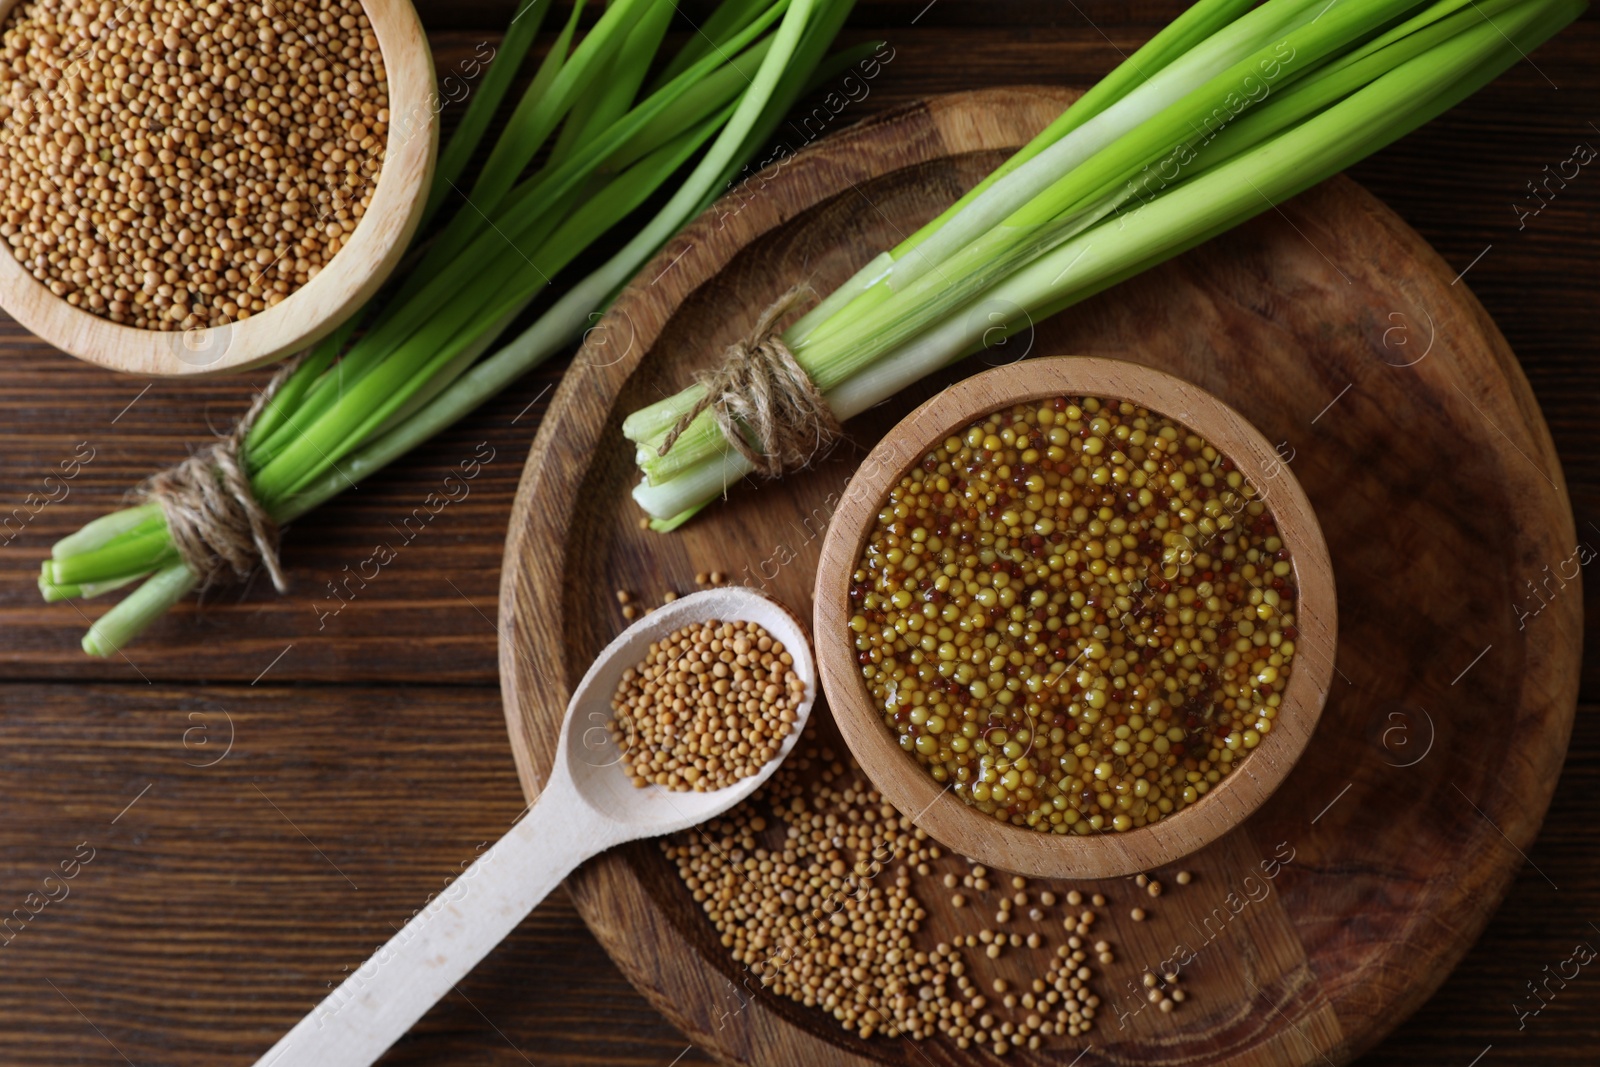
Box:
[498,87,1581,1066]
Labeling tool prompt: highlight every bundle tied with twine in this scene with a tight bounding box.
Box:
[134,355,304,594]
[657,285,843,477]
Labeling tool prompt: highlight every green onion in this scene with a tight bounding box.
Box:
[628,0,1583,527]
[45,0,860,654]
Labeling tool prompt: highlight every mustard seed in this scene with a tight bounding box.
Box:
[609,619,802,791]
[658,735,1124,1051]
[0,0,387,329]
[1176,869,1193,885]
[849,396,1299,833]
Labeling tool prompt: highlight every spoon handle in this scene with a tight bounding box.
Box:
[252,773,616,1067]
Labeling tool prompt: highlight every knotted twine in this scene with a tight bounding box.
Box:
[135,355,304,593]
[657,285,842,477]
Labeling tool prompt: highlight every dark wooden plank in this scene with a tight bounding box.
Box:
[0,683,1594,1065]
[0,5,1595,1066]
[0,21,1593,693]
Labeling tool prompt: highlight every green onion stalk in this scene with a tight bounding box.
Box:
[45,0,862,655]
[627,0,1584,527]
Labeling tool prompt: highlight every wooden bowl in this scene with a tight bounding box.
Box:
[814,356,1337,880]
[0,0,435,377]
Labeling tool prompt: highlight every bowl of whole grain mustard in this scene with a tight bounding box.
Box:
[814,357,1336,879]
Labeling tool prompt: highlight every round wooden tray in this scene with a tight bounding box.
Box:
[499,87,1581,1066]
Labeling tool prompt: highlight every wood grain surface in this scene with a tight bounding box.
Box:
[499,85,1577,1065]
[0,3,1596,1065]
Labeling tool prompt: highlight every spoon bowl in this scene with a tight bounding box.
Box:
[253,586,814,1067]
[557,585,817,831]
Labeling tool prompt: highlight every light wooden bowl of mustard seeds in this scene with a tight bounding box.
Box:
[814,356,1336,880]
[0,0,435,375]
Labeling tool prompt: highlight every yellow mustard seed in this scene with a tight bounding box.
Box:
[849,396,1298,834]
[0,0,388,329]
[609,619,802,791]
[654,735,1146,1050]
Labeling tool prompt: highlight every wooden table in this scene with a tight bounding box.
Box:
[0,2,1595,1063]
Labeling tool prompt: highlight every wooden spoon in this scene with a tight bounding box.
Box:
[251,586,815,1067]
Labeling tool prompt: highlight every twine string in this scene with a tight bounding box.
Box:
[658,285,842,478]
[136,355,304,593]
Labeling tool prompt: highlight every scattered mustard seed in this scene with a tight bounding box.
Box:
[652,736,1184,1050]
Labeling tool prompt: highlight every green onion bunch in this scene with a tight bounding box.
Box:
[45,0,860,654]
[625,0,1583,527]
